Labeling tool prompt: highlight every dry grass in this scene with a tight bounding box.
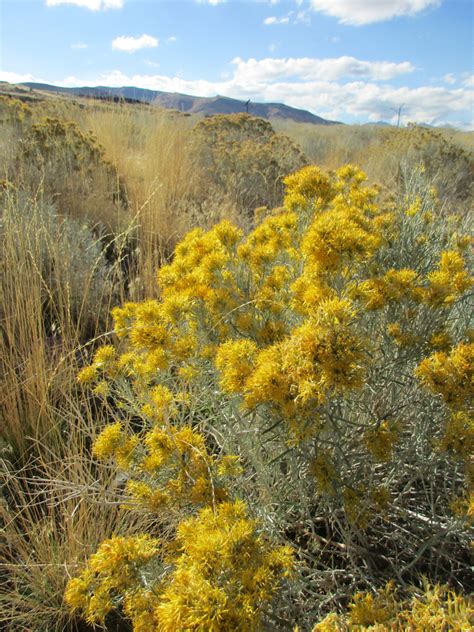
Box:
[81,104,198,296]
[0,189,123,453]
[0,188,144,630]
[0,399,145,632]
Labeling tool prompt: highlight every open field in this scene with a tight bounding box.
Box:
[1,88,473,631]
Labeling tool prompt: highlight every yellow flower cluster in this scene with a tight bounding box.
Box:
[301,204,382,274]
[93,421,231,511]
[283,165,335,211]
[415,342,473,410]
[425,250,473,306]
[440,411,473,459]
[156,501,294,631]
[312,581,474,631]
[364,420,400,462]
[351,252,472,312]
[93,421,139,469]
[416,340,472,512]
[216,298,366,435]
[237,211,299,270]
[351,268,421,310]
[65,534,160,624]
[66,502,293,631]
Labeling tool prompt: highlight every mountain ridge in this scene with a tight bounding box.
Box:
[20,82,341,126]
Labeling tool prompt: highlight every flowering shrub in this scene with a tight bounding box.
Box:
[69,164,472,627]
[65,501,294,631]
[313,581,474,630]
[0,98,125,229]
[369,124,474,213]
[191,113,306,219]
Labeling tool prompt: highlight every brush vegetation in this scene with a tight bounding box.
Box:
[0,91,473,631]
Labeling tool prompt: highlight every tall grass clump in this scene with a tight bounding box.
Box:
[82,104,198,296]
[272,119,389,172]
[0,205,141,630]
[0,396,148,632]
[0,186,123,453]
[0,186,136,629]
[66,164,473,629]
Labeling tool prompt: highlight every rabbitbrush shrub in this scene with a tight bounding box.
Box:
[67,165,472,630]
[0,96,126,231]
[191,113,307,222]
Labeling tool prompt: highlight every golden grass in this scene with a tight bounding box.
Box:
[81,104,198,296]
[0,189,143,630]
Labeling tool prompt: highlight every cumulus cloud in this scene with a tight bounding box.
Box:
[463,74,474,87]
[112,34,158,53]
[308,0,440,25]
[0,70,39,84]
[264,16,290,25]
[4,53,471,129]
[442,73,456,85]
[71,42,88,49]
[45,62,472,129]
[231,56,415,81]
[46,0,123,10]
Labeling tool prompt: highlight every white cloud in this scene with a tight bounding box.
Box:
[144,59,160,69]
[166,36,177,44]
[0,70,39,84]
[112,34,158,53]
[46,0,123,10]
[231,56,415,81]
[442,73,456,85]
[71,42,88,49]
[264,15,289,25]
[3,53,471,129]
[295,9,310,24]
[462,75,474,88]
[264,9,310,25]
[308,0,440,25]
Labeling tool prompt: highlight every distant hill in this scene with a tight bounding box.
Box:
[20,82,340,126]
[363,121,392,127]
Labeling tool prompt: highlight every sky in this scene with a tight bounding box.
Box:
[0,0,473,128]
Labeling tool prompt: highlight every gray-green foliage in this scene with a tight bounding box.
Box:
[1,190,116,340]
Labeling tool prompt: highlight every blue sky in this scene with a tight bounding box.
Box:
[1,0,473,128]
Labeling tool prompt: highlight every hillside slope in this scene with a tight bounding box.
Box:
[20,82,340,125]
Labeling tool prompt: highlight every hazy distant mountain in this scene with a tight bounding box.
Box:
[20,82,340,126]
[363,121,393,127]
